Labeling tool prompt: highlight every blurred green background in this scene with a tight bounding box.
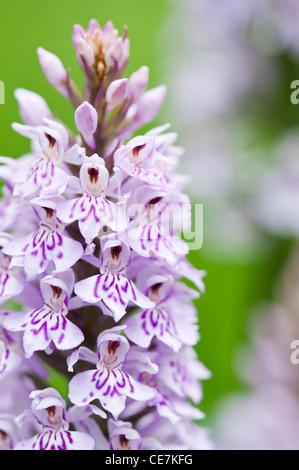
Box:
[0,0,294,436]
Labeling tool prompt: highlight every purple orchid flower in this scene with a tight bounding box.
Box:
[11,119,85,200]
[2,202,84,281]
[74,236,155,322]
[68,326,156,419]
[56,154,127,244]
[14,388,95,450]
[108,419,162,450]
[124,270,199,351]
[3,271,84,358]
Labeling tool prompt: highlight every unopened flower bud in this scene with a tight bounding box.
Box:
[75,101,98,148]
[106,78,128,110]
[128,66,149,103]
[14,89,52,126]
[37,47,69,98]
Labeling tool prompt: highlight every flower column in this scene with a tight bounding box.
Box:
[0,19,212,450]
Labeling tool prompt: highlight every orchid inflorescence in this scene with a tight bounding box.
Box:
[0,19,212,450]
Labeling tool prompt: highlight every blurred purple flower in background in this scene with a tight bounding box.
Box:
[165,0,299,257]
[164,0,299,450]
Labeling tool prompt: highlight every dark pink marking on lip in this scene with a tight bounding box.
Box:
[141,316,151,336]
[96,369,110,390]
[37,240,47,261]
[124,372,134,393]
[50,316,60,331]
[99,273,115,294]
[121,280,128,294]
[46,233,56,251]
[140,225,147,251]
[80,204,94,223]
[115,284,125,305]
[116,372,126,389]
[110,385,121,397]
[69,198,80,219]
[103,385,111,396]
[58,333,64,344]
[22,243,30,253]
[150,310,159,328]
[129,280,137,301]
[57,431,67,450]
[56,233,63,246]
[65,430,73,445]
[0,272,9,297]
[32,230,46,248]
[39,430,52,450]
